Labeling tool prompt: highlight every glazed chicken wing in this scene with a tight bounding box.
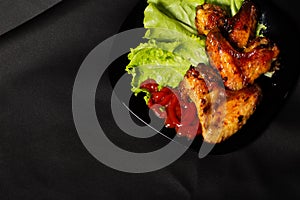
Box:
[195,0,258,49]
[180,65,261,143]
[196,0,279,91]
[206,27,279,90]
[195,3,228,36]
[220,0,258,48]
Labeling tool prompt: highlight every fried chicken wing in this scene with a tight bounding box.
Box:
[220,0,258,48]
[195,3,228,36]
[180,65,261,143]
[196,0,258,48]
[206,27,280,90]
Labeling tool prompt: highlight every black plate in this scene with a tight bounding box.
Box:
[98,0,300,155]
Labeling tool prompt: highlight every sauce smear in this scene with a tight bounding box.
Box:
[140,80,202,139]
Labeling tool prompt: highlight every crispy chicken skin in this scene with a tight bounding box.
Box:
[195,0,258,49]
[180,65,261,143]
[195,3,228,36]
[220,0,258,48]
[206,27,280,90]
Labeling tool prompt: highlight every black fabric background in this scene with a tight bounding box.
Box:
[0,0,299,199]
[0,0,61,35]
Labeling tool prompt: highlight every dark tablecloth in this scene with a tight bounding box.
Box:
[0,0,299,199]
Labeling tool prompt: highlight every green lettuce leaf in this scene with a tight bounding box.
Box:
[206,0,243,15]
[126,41,191,95]
[145,30,208,66]
[230,0,243,15]
[256,23,267,37]
[146,0,205,34]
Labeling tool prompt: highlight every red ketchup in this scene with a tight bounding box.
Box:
[140,80,202,139]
